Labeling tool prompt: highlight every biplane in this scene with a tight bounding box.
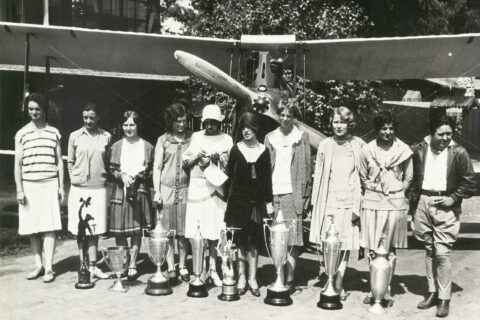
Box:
[1,21,479,153]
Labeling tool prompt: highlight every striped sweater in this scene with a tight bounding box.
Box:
[16,123,61,181]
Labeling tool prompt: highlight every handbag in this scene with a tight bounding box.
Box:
[204,161,228,187]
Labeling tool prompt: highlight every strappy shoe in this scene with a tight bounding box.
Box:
[248,279,260,297]
[179,267,190,282]
[26,267,44,280]
[168,270,179,285]
[43,270,55,283]
[209,270,223,287]
[127,267,139,281]
[339,290,350,301]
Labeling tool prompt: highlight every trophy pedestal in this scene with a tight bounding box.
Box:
[75,269,94,289]
[368,302,387,314]
[109,278,129,292]
[145,277,172,296]
[218,283,240,301]
[187,277,208,298]
[318,293,342,310]
[264,288,292,306]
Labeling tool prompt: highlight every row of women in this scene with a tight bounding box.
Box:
[15,92,417,304]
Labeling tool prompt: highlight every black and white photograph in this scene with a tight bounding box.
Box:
[0,1,479,319]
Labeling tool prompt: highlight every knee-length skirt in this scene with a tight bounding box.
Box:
[361,208,408,250]
[273,193,303,246]
[157,185,187,236]
[321,207,360,251]
[109,186,153,236]
[68,185,108,235]
[184,178,226,240]
[18,179,62,235]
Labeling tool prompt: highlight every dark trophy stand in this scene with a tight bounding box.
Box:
[75,197,95,289]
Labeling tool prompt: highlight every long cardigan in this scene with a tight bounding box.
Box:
[264,127,312,215]
[309,136,365,244]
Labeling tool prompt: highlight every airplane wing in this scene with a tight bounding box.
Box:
[302,34,480,80]
[1,22,479,81]
[0,22,237,80]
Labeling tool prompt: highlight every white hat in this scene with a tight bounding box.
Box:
[201,104,225,123]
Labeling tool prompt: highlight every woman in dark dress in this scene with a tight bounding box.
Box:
[224,112,274,297]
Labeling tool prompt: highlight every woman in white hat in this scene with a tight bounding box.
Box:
[182,104,233,286]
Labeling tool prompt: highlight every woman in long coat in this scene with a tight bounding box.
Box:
[309,106,365,300]
[264,98,311,292]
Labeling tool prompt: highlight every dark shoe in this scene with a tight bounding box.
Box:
[436,299,450,318]
[179,267,190,282]
[127,268,139,281]
[238,285,248,296]
[249,287,261,297]
[26,267,44,280]
[363,295,373,305]
[418,292,438,309]
[168,270,179,285]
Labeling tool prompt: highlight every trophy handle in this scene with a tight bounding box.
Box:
[101,248,116,273]
[263,218,273,261]
[285,219,297,263]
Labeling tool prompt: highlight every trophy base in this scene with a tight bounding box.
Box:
[218,283,240,302]
[75,282,95,289]
[187,283,208,298]
[145,279,173,296]
[368,302,387,314]
[264,288,292,306]
[109,280,129,292]
[318,293,343,310]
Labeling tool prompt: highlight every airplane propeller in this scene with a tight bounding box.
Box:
[174,50,325,148]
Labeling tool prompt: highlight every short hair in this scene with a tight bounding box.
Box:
[373,111,398,131]
[331,106,355,130]
[164,103,186,132]
[122,110,141,129]
[277,98,302,120]
[24,92,47,113]
[83,102,99,115]
[429,114,455,135]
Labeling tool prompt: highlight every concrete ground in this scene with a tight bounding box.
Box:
[1,196,479,320]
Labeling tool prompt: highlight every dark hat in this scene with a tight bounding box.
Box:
[239,112,259,134]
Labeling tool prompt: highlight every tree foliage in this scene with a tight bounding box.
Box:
[167,0,384,136]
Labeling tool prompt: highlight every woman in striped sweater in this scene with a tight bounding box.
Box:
[14,93,65,283]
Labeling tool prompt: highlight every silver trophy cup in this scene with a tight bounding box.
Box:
[217,228,240,301]
[187,224,208,298]
[143,227,175,296]
[102,246,130,292]
[317,223,344,310]
[263,218,295,306]
[368,245,396,314]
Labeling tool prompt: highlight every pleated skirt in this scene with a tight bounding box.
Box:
[18,179,62,235]
[68,185,108,235]
[360,208,408,250]
[109,187,153,236]
[320,207,360,250]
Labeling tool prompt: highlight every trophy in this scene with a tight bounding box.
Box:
[143,226,175,296]
[368,245,396,314]
[217,228,240,302]
[317,223,344,310]
[187,223,208,298]
[75,197,95,289]
[102,246,130,292]
[263,217,295,306]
